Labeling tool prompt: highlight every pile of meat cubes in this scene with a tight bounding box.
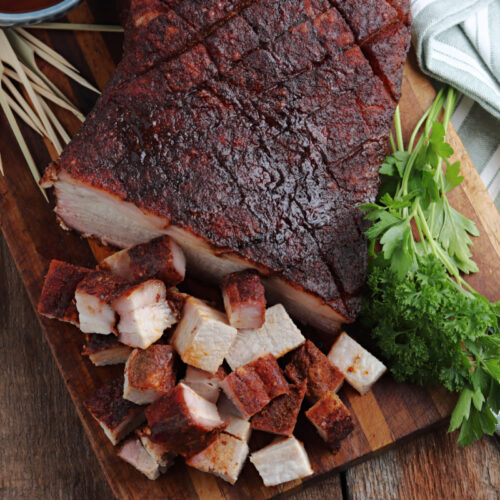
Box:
[38,236,386,487]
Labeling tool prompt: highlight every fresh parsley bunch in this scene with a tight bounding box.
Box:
[360,87,500,446]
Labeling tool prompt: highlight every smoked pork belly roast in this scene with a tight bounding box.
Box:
[42,0,411,334]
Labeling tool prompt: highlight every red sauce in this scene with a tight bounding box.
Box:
[0,0,61,13]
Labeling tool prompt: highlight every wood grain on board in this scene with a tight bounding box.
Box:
[3,232,498,500]
[0,2,499,498]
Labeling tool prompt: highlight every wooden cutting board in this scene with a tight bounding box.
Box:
[0,2,499,498]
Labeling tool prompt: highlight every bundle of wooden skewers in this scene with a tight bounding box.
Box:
[0,23,121,199]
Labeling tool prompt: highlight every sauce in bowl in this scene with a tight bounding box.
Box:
[0,0,61,13]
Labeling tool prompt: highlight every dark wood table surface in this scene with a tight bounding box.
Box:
[0,0,499,495]
[1,232,499,499]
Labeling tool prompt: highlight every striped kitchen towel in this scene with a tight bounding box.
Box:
[411,0,500,210]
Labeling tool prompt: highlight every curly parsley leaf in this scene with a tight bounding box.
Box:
[361,86,500,447]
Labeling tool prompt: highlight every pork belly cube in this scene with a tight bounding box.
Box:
[186,432,249,485]
[113,280,179,349]
[226,304,305,370]
[285,340,344,402]
[145,382,226,457]
[75,270,127,334]
[118,437,163,480]
[217,394,251,442]
[171,296,237,373]
[137,426,175,468]
[221,270,266,329]
[251,381,306,436]
[220,354,289,419]
[82,334,132,366]
[248,353,289,399]
[220,366,269,419]
[182,366,226,404]
[123,345,177,404]
[38,260,91,326]
[327,332,387,395]
[305,391,354,452]
[84,376,145,445]
[101,236,186,285]
[250,436,313,487]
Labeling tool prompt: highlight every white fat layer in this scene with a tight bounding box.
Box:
[113,281,177,349]
[179,383,224,428]
[225,304,305,370]
[186,432,249,485]
[170,238,187,279]
[114,280,166,312]
[250,436,313,487]
[88,346,132,366]
[101,250,133,280]
[139,434,174,468]
[182,366,222,404]
[219,379,252,420]
[54,172,166,247]
[223,292,264,330]
[118,438,162,480]
[75,292,115,334]
[264,276,344,332]
[172,297,237,373]
[123,369,164,405]
[217,394,251,442]
[327,332,387,395]
[54,175,345,333]
[99,411,146,446]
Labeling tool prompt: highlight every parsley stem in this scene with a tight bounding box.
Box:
[389,132,397,153]
[415,203,475,296]
[408,106,431,152]
[412,199,428,252]
[394,106,404,152]
[416,204,459,278]
[442,88,456,131]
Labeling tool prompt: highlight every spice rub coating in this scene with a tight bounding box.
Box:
[46,0,411,330]
[285,339,344,402]
[251,380,306,435]
[38,260,91,326]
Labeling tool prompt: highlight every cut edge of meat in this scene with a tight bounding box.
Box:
[44,168,348,333]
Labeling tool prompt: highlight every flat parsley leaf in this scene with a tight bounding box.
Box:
[360,87,500,447]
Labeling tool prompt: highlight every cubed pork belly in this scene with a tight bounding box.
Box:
[250,436,313,487]
[217,394,251,442]
[186,432,249,485]
[221,270,266,329]
[100,236,186,285]
[38,260,91,326]
[137,426,175,468]
[305,391,354,452]
[171,296,237,373]
[112,280,179,349]
[220,354,289,419]
[182,366,226,404]
[145,382,227,457]
[327,332,387,395]
[248,353,289,399]
[251,381,306,436]
[84,376,145,445]
[123,345,177,405]
[226,304,305,370]
[285,340,344,402]
[75,270,127,334]
[117,437,164,480]
[82,334,132,366]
